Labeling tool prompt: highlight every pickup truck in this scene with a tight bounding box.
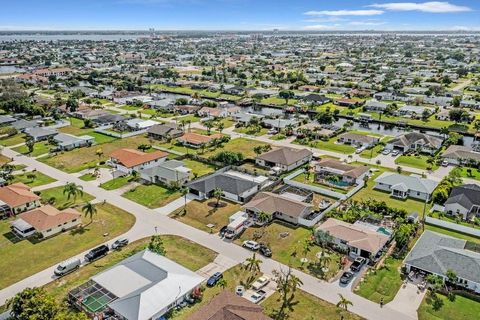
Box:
[250,290,267,304]
[350,257,367,272]
[252,276,270,290]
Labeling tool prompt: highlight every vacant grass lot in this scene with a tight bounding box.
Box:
[263,290,363,320]
[0,154,11,166]
[11,171,56,187]
[295,138,355,155]
[13,141,52,157]
[0,203,135,289]
[43,236,216,305]
[233,126,269,136]
[0,133,26,146]
[123,183,180,208]
[182,159,216,178]
[100,175,133,190]
[203,137,270,159]
[40,135,152,173]
[418,293,480,320]
[38,186,95,210]
[171,199,241,233]
[355,257,403,303]
[236,222,342,280]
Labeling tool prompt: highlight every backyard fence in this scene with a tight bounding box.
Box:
[94,126,148,138]
[425,216,480,237]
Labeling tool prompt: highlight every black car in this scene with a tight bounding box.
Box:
[207,272,223,287]
[339,271,354,284]
[350,257,367,272]
[85,245,109,262]
[219,226,228,238]
[259,244,272,257]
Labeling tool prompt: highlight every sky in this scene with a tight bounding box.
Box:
[0,1,479,31]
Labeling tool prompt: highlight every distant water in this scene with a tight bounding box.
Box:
[0,34,145,42]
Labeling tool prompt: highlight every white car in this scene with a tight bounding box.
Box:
[441,160,449,167]
[381,149,391,155]
[391,150,400,156]
[252,276,270,290]
[250,289,267,304]
[242,240,260,251]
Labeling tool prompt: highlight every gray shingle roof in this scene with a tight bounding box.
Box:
[187,171,258,196]
[374,172,439,194]
[445,184,480,209]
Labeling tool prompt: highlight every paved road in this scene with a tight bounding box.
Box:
[0,147,416,320]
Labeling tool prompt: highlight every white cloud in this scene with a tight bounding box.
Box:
[369,2,472,13]
[302,24,340,30]
[349,20,386,26]
[304,9,384,16]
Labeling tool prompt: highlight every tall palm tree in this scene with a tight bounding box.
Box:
[336,294,353,311]
[82,202,97,223]
[63,183,84,202]
[257,211,271,226]
[213,187,223,207]
[245,253,262,273]
[180,187,189,214]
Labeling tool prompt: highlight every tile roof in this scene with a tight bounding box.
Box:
[178,132,222,145]
[243,192,312,218]
[110,148,168,168]
[17,205,80,231]
[0,183,40,208]
[316,159,370,179]
[256,147,312,166]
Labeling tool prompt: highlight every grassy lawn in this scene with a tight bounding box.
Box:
[171,199,241,233]
[119,105,141,111]
[261,96,297,106]
[38,186,95,210]
[11,171,56,187]
[182,159,216,178]
[351,166,430,213]
[295,138,355,155]
[40,135,151,173]
[236,222,342,280]
[457,167,480,181]
[359,137,391,159]
[0,134,26,146]
[100,175,133,190]
[425,224,480,244]
[418,293,480,320]
[233,126,269,137]
[174,114,201,123]
[13,141,52,157]
[203,137,270,159]
[43,236,216,305]
[355,257,403,303]
[123,183,180,209]
[0,203,135,289]
[0,154,11,166]
[78,173,97,181]
[395,155,438,170]
[58,118,116,144]
[263,290,363,320]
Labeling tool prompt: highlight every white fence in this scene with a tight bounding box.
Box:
[94,126,148,138]
[425,216,480,238]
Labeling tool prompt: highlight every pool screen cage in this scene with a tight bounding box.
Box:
[69,280,118,314]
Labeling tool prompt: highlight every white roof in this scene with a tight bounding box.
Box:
[92,250,204,320]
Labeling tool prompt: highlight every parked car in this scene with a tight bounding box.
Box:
[242,240,260,251]
[85,245,109,262]
[339,271,354,284]
[391,150,400,156]
[235,285,245,296]
[381,148,391,155]
[350,257,367,272]
[206,272,223,287]
[219,225,228,237]
[259,244,272,257]
[441,159,449,167]
[111,238,129,250]
[355,146,366,154]
[250,289,267,304]
[54,258,81,276]
[252,276,270,290]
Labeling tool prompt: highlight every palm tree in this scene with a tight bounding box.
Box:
[180,187,189,214]
[245,253,262,273]
[336,294,353,311]
[213,187,223,207]
[217,278,227,289]
[301,238,313,265]
[63,183,83,202]
[216,121,225,133]
[26,172,36,182]
[82,202,97,223]
[256,211,271,226]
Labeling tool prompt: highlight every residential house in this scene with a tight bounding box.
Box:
[300,93,330,105]
[374,172,439,201]
[147,123,183,140]
[255,147,312,173]
[121,119,158,131]
[33,67,72,77]
[186,169,268,203]
[0,115,16,126]
[441,145,480,165]
[109,149,168,175]
[0,183,41,219]
[91,114,127,127]
[140,160,191,186]
[24,127,57,142]
[243,191,313,225]
[174,105,200,115]
[337,132,379,148]
[177,132,222,148]
[52,133,94,151]
[444,184,480,220]
[262,118,300,131]
[315,159,370,185]
[404,231,480,294]
[364,100,388,113]
[69,250,204,320]
[316,218,390,260]
[334,98,361,108]
[386,132,443,154]
[10,119,39,132]
[396,105,435,118]
[187,290,272,320]
[11,205,81,238]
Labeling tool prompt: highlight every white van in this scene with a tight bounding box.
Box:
[54,258,81,276]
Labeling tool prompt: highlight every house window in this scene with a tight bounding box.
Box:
[72,219,77,222]
[46,229,52,232]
